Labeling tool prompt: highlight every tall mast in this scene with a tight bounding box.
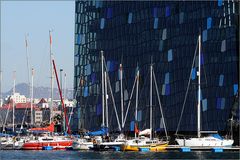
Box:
[101,51,105,127]
[150,63,153,140]
[0,71,2,108]
[104,71,108,129]
[120,64,124,129]
[31,68,34,125]
[197,34,201,138]
[25,35,31,100]
[64,73,67,100]
[12,71,16,132]
[49,30,53,124]
[135,68,139,139]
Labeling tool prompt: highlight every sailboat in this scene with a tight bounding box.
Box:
[121,64,169,151]
[175,35,234,147]
[90,51,125,151]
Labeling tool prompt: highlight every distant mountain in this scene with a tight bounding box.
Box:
[3,83,74,99]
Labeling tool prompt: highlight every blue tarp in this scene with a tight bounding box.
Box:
[0,132,13,137]
[212,134,223,140]
[86,127,108,136]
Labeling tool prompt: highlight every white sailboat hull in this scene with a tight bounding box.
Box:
[176,136,234,147]
[72,139,93,150]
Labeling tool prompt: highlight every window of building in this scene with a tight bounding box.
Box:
[137,110,142,121]
[96,104,102,115]
[83,86,89,97]
[168,49,173,62]
[221,40,226,52]
[202,30,207,42]
[219,74,224,86]
[107,8,113,19]
[128,12,133,24]
[179,12,184,24]
[233,84,238,95]
[115,81,119,93]
[165,72,170,84]
[165,6,170,17]
[154,18,158,29]
[216,97,225,109]
[153,7,158,17]
[162,28,167,40]
[191,67,196,80]
[100,18,105,29]
[159,40,164,51]
[207,17,212,29]
[202,99,207,111]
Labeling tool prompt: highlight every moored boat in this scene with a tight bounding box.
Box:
[22,134,73,150]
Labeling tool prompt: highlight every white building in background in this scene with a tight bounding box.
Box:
[8,92,27,103]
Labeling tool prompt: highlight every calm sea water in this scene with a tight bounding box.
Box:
[0,150,239,159]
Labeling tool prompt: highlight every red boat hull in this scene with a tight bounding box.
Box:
[22,140,73,150]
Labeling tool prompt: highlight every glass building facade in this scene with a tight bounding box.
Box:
[73,1,239,133]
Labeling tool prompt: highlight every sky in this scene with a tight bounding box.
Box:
[1,1,75,92]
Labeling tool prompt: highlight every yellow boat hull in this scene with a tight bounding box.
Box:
[121,143,168,152]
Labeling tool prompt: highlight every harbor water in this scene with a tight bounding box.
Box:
[0,150,239,159]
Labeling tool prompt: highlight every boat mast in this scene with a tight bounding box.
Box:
[104,71,108,129]
[101,51,105,127]
[49,30,53,124]
[0,70,2,108]
[135,68,139,139]
[197,34,201,138]
[120,64,124,129]
[12,71,16,132]
[150,63,153,140]
[31,68,34,125]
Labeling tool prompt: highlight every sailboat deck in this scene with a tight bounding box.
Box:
[165,145,240,151]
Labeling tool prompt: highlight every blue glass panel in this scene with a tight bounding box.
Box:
[164,72,169,84]
[85,64,91,76]
[83,86,88,97]
[107,8,113,19]
[191,68,196,80]
[154,18,158,29]
[168,49,173,62]
[162,84,166,95]
[91,73,96,84]
[165,6,170,17]
[221,98,225,109]
[153,7,158,17]
[130,121,134,131]
[233,84,238,95]
[100,18,105,29]
[201,53,204,65]
[165,84,170,95]
[159,40,164,51]
[219,74,224,86]
[77,34,81,45]
[218,0,223,6]
[221,40,226,52]
[207,17,212,29]
[179,12,184,24]
[202,30,207,42]
[128,12,133,24]
[202,99,207,112]
[107,61,111,71]
[162,28,167,40]
[137,110,142,121]
[216,98,221,109]
[96,104,102,115]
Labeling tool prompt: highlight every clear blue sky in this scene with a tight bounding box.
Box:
[1,1,75,92]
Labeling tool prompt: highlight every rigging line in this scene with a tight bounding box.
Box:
[153,69,168,140]
[175,38,199,135]
[103,57,121,131]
